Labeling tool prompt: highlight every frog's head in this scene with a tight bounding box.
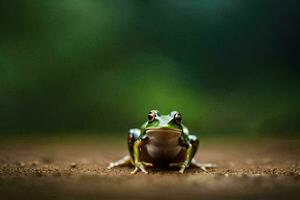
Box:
[144,110,183,138]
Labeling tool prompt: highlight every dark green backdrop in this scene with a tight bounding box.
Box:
[0,1,299,136]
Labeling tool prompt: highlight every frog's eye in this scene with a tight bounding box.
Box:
[174,112,182,124]
[148,111,156,122]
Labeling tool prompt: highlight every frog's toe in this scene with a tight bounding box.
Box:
[179,165,186,174]
[131,167,139,174]
[107,162,114,169]
[198,164,216,172]
[191,159,216,171]
[107,155,132,170]
[137,163,148,174]
[131,162,150,174]
[200,166,208,172]
[169,162,188,173]
[130,165,149,174]
[205,163,217,168]
[139,165,148,174]
[143,162,153,167]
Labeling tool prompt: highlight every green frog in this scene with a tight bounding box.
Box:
[108,110,215,174]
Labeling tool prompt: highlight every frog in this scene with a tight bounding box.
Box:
[108,110,215,174]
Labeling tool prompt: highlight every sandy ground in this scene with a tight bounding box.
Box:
[0,136,299,200]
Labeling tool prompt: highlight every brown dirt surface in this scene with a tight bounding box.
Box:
[0,136,299,200]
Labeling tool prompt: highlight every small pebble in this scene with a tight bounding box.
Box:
[2,163,8,167]
[35,170,42,176]
[70,162,77,168]
[253,174,261,176]
[16,161,25,167]
[31,161,39,166]
[42,156,53,164]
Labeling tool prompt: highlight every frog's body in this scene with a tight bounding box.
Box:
[108,110,215,174]
[145,127,182,161]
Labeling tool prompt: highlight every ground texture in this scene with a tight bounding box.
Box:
[0,136,299,200]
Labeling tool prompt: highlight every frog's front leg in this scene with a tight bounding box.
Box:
[176,134,202,173]
[131,136,152,174]
[177,136,195,173]
[169,135,196,173]
[172,134,215,173]
[107,128,152,174]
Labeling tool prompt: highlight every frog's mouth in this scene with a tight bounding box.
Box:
[145,127,182,137]
[145,127,182,145]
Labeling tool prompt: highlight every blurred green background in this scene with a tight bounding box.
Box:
[0,1,299,137]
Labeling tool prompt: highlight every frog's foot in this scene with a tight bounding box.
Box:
[131,162,153,174]
[169,159,216,173]
[107,155,131,169]
[190,159,216,172]
[169,162,189,173]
